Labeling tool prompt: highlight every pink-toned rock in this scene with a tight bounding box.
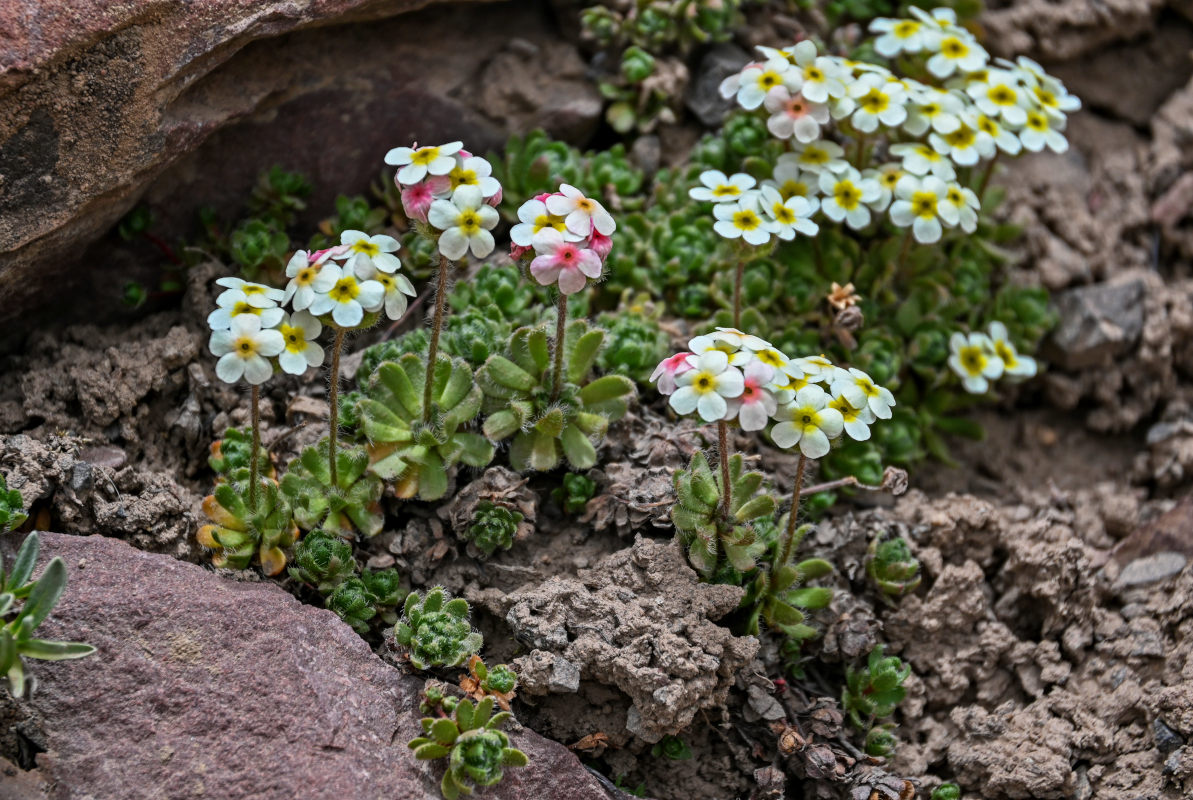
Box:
[0,0,599,350]
[0,533,611,800]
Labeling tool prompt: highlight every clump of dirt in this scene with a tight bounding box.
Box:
[474,536,758,746]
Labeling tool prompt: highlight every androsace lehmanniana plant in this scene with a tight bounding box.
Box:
[408,695,528,800]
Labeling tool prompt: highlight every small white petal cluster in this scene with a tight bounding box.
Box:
[706,12,1079,245]
[385,141,503,260]
[516,184,616,295]
[948,321,1038,393]
[651,329,896,458]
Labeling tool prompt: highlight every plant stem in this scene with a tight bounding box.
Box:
[854,133,867,164]
[423,254,452,423]
[977,152,1001,203]
[733,260,744,328]
[551,292,568,402]
[718,421,733,522]
[249,384,261,507]
[328,326,346,488]
[778,453,808,568]
[893,228,913,278]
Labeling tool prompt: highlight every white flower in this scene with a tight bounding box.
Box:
[870,17,939,57]
[890,142,957,181]
[819,168,882,230]
[546,184,616,237]
[670,350,745,422]
[283,249,340,311]
[909,6,960,30]
[764,86,830,142]
[689,170,756,203]
[829,391,877,441]
[948,332,1004,393]
[847,73,908,132]
[865,163,906,212]
[307,263,385,328]
[988,321,1038,380]
[384,141,463,185]
[509,197,577,247]
[759,186,819,240]
[726,57,801,110]
[967,69,1030,127]
[830,367,896,420]
[724,360,779,431]
[650,352,695,396]
[789,139,850,174]
[275,311,325,375]
[766,157,819,201]
[902,86,964,136]
[941,183,981,234]
[750,344,798,378]
[711,327,772,352]
[771,385,845,458]
[785,40,847,102]
[355,261,417,320]
[889,174,958,244]
[1007,56,1081,120]
[428,185,500,259]
[1018,109,1069,154]
[207,289,284,331]
[926,31,988,78]
[445,155,501,199]
[793,355,836,383]
[929,116,994,166]
[975,113,1023,155]
[712,195,773,245]
[688,331,751,366]
[214,277,284,309]
[209,314,284,385]
[339,230,402,275]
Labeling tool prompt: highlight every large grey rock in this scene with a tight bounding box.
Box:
[685,43,749,128]
[0,533,612,800]
[1046,278,1145,370]
[0,0,600,351]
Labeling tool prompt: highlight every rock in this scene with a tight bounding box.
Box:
[1046,278,1145,370]
[0,532,610,800]
[489,537,758,744]
[0,0,600,352]
[685,43,750,127]
[980,0,1166,61]
[1115,552,1188,588]
[1155,718,1185,755]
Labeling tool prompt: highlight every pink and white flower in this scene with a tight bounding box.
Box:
[764,86,830,143]
[400,180,437,223]
[384,141,463,185]
[282,248,339,311]
[649,352,695,396]
[724,360,779,431]
[510,195,576,247]
[670,351,745,422]
[528,229,603,295]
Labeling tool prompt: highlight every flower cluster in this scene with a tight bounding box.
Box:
[511,184,616,295]
[709,10,1080,245]
[651,328,894,458]
[207,231,418,385]
[385,141,501,260]
[948,321,1038,393]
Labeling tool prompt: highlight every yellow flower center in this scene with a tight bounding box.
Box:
[960,346,986,374]
[772,203,796,224]
[458,210,481,235]
[331,277,360,302]
[834,182,861,209]
[858,378,878,397]
[894,20,919,37]
[994,340,1018,367]
[1035,87,1058,107]
[351,240,380,258]
[917,145,940,161]
[860,89,889,113]
[376,274,395,291]
[295,267,317,286]
[881,171,900,189]
[450,167,478,190]
[805,66,823,82]
[733,209,762,231]
[693,372,717,392]
[977,115,999,136]
[1026,112,1049,132]
[279,324,306,353]
[232,302,260,317]
[712,184,741,198]
[947,188,964,204]
[235,336,258,357]
[912,192,938,218]
[946,126,976,148]
[941,37,968,58]
[987,85,1017,106]
[533,214,566,234]
[801,148,829,165]
[756,349,785,367]
[779,180,808,199]
[242,285,266,297]
[410,147,440,166]
[920,102,940,116]
[830,396,862,421]
[758,70,782,89]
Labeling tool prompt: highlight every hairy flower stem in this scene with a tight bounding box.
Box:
[778,453,808,568]
[733,261,744,328]
[249,385,261,507]
[894,229,913,277]
[977,152,1001,202]
[328,327,346,487]
[718,421,733,522]
[551,292,568,402]
[424,255,452,423]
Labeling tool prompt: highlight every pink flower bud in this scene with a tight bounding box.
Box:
[588,230,613,261]
[401,181,435,223]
